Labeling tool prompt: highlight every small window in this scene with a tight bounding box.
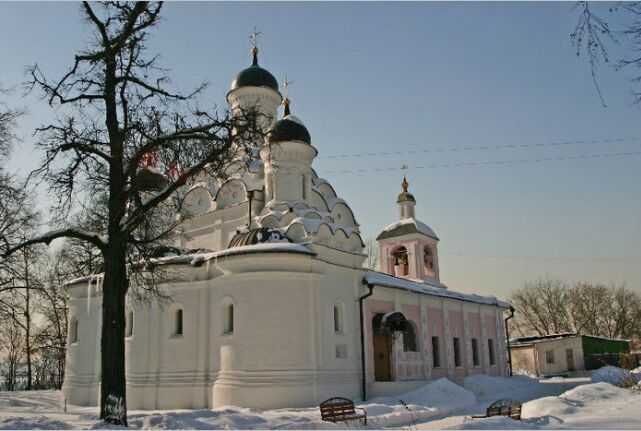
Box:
[453,337,461,367]
[432,336,441,368]
[69,317,79,344]
[403,321,419,352]
[333,305,343,333]
[472,338,480,367]
[223,303,234,334]
[488,339,496,365]
[335,344,348,359]
[546,350,555,364]
[125,309,134,338]
[174,309,183,336]
[302,175,307,200]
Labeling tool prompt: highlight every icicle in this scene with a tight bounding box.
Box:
[87,277,92,314]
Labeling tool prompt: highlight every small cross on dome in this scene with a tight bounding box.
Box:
[249,27,262,64]
[282,75,294,116]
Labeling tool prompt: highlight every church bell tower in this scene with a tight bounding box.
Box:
[376,175,442,285]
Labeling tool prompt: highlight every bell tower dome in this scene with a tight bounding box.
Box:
[376,175,442,285]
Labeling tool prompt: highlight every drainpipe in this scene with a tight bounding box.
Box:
[359,280,374,401]
[246,190,254,227]
[504,306,515,376]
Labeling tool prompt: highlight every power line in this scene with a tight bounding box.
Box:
[321,150,641,174]
[441,251,641,263]
[317,137,641,160]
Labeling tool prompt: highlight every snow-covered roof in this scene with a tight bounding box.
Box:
[510,333,630,347]
[363,270,511,308]
[64,243,316,286]
[377,218,439,241]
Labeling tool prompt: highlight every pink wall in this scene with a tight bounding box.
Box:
[427,307,446,379]
[467,313,483,372]
[484,314,499,376]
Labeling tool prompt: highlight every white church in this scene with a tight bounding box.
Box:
[63,44,512,410]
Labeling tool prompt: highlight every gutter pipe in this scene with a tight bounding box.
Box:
[359,280,374,401]
[504,306,515,376]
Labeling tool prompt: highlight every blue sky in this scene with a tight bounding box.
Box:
[1,2,640,299]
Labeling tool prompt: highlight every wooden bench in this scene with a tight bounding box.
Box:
[320,397,367,425]
[471,398,522,420]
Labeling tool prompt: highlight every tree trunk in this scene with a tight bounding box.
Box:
[99,237,128,425]
[24,248,32,391]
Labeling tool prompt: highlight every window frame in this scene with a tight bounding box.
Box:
[471,338,480,367]
[431,336,441,368]
[488,338,496,365]
[403,321,419,352]
[453,337,462,367]
[174,308,184,336]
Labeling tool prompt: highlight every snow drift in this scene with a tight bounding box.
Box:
[364,378,477,427]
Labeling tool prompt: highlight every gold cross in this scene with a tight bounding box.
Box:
[282,75,294,98]
[250,27,262,49]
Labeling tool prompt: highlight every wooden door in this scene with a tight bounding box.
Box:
[374,330,392,381]
[566,349,575,371]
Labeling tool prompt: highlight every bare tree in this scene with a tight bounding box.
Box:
[510,278,641,341]
[509,278,572,337]
[572,1,641,105]
[3,2,260,425]
[363,238,380,270]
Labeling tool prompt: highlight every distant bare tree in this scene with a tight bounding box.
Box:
[572,1,641,105]
[510,278,641,341]
[509,278,572,337]
[363,238,380,270]
[3,2,260,425]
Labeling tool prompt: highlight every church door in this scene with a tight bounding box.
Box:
[373,330,392,381]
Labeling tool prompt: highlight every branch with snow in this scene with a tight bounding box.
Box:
[2,227,107,259]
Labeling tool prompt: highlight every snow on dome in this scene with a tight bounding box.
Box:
[377,217,439,241]
[282,114,304,126]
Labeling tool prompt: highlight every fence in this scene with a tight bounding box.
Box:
[584,353,641,370]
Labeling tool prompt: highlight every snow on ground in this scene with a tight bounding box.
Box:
[0,370,639,429]
[363,378,477,427]
[591,365,641,386]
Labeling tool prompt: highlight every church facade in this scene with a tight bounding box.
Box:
[62,46,511,410]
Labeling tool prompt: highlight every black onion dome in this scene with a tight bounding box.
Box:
[134,167,167,192]
[231,53,279,91]
[228,227,291,248]
[266,115,312,145]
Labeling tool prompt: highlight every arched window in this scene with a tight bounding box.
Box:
[174,309,184,336]
[424,245,435,277]
[403,321,419,352]
[392,246,409,277]
[302,175,307,200]
[125,309,134,337]
[223,303,234,334]
[334,304,343,333]
[69,317,79,344]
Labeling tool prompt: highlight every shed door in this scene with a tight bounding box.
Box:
[373,330,392,381]
[566,349,575,371]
